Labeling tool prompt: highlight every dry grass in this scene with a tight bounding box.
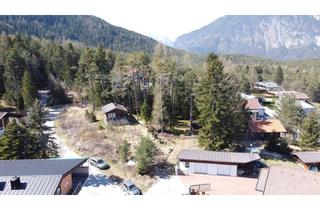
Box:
[55,106,200,192]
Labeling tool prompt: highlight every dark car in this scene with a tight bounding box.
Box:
[89,157,110,170]
[121,180,141,195]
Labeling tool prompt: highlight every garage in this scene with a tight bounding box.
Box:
[177,149,260,177]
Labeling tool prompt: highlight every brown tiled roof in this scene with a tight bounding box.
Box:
[178,149,260,164]
[101,103,128,113]
[281,91,309,100]
[257,166,320,195]
[292,152,320,164]
[246,98,262,110]
[249,119,287,133]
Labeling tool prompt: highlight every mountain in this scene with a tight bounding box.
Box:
[0,15,157,54]
[174,15,320,60]
[149,34,173,47]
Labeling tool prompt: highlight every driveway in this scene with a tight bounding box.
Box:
[146,175,261,195]
[45,105,125,195]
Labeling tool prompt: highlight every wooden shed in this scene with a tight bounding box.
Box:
[101,103,129,126]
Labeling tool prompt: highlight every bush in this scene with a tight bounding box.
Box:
[265,137,292,154]
[85,110,97,122]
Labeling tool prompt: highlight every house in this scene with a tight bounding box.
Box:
[0,111,25,136]
[254,81,279,91]
[0,158,88,195]
[101,103,129,126]
[248,119,287,140]
[245,98,264,120]
[176,149,260,177]
[292,152,320,171]
[297,100,316,115]
[276,91,316,115]
[279,91,310,101]
[256,165,320,195]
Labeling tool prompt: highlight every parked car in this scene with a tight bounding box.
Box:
[254,160,268,169]
[121,180,141,195]
[89,157,109,170]
[309,165,319,172]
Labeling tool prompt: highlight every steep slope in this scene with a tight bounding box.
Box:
[174,15,320,60]
[0,15,157,54]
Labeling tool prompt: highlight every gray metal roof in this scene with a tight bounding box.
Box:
[256,81,279,88]
[0,175,61,195]
[0,158,87,195]
[292,152,320,164]
[101,103,128,113]
[0,158,87,176]
[178,149,260,164]
[257,166,320,195]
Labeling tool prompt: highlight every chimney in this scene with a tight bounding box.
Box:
[10,176,21,190]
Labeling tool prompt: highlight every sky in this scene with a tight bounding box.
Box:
[1,0,320,41]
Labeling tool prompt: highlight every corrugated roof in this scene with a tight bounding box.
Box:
[258,166,320,195]
[255,168,269,192]
[249,119,287,133]
[292,152,320,164]
[0,175,61,195]
[0,158,87,176]
[178,149,260,164]
[0,112,8,120]
[101,103,128,113]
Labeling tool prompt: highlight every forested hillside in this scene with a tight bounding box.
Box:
[0,15,157,53]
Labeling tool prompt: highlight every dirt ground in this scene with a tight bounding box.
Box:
[55,106,200,192]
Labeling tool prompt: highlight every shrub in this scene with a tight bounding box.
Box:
[85,110,97,122]
[265,136,292,154]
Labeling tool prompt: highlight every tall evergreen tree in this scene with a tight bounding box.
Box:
[0,121,37,159]
[277,96,304,134]
[196,54,248,150]
[21,70,37,108]
[299,113,320,150]
[135,136,157,175]
[274,66,284,85]
[27,99,58,158]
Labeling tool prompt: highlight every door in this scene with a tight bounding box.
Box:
[194,163,208,174]
[217,164,232,176]
[207,164,218,175]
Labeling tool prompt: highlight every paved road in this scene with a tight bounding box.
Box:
[45,105,125,195]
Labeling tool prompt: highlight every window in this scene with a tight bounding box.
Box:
[185,162,190,168]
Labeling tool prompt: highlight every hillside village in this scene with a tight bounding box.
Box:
[1,15,320,196]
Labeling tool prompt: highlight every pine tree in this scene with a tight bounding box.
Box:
[274,66,284,85]
[196,54,248,150]
[21,70,37,108]
[277,95,304,134]
[140,99,152,123]
[119,140,130,163]
[135,136,157,175]
[299,113,320,150]
[27,99,58,158]
[0,121,37,159]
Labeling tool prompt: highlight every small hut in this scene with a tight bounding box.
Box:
[101,103,129,126]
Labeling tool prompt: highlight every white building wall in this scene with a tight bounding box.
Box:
[178,161,237,176]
